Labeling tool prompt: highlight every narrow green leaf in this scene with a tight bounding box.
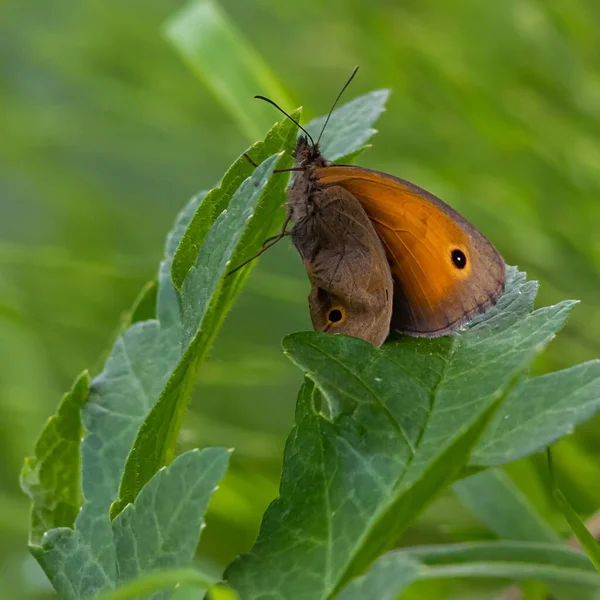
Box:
[410,542,600,594]
[164,0,293,141]
[409,541,600,589]
[171,115,297,290]
[334,553,421,600]
[406,540,595,571]
[20,371,89,543]
[335,542,599,599]
[548,449,600,572]
[554,489,600,572]
[420,562,600,588]
[91,569,214,600]
[112,448,229,596]
[226,267,574,599]
[455,463,598,599]
[453,469,561,543]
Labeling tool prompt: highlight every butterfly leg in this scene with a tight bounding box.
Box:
[226,215,292,276]
[262,215,292,247]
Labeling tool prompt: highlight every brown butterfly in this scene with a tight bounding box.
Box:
[233,69,505,347]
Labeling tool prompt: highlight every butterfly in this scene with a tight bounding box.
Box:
[233,69,505,347]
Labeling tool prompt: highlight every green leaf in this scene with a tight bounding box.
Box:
[454,470,592,600]
[127,280,159,327]
[81,192,205,519]
[91,569,215,600]
[408,541,599,587]
[27,187,211,598]
[454,469,561,543]
[170,115,297,291]
[471,360,600,467]
[164,0,293,142]
[226,267,575,599]
[334,554,421,600]
[24,87,392,599]
[305,90,389,161]
[112,152,287,517]
[20,371,89,543]
[554,488,600,572]
[30,447,228,600]
[116,89,391,517]
[335,542,600,599]
[112,448,229,595]
[548,449,600,572]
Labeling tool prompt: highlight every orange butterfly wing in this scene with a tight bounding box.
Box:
[314,165,505,336]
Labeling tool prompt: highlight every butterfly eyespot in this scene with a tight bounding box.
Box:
[328,308,344,324]
[451,249,467,269]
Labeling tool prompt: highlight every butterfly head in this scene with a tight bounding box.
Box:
[293,135,329,172]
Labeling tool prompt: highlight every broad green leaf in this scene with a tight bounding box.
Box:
[20,371,89,543]
[164,0,293,142]
[82,191,206,516]
[127,280,159,327]
[226,267,575,599]
[30,447,228,600]
[471,360,600,467]
[24,88,392,598]
[27,187,210,598]
[305,90,389,161]
[112,448,229,597]
[332,144,372,166]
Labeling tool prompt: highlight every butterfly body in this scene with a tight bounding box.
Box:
[288,137,393,347]
[288,136,506,345]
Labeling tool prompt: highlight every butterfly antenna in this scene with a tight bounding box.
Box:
[316,65,359,146]
[254,96,315,147]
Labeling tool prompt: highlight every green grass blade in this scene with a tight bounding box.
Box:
[335,542,600,598]
[164,0,293,142]
[454,469,561,543]
[548,449,600,572]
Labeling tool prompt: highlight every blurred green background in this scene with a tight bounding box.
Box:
[3,0,600,598]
